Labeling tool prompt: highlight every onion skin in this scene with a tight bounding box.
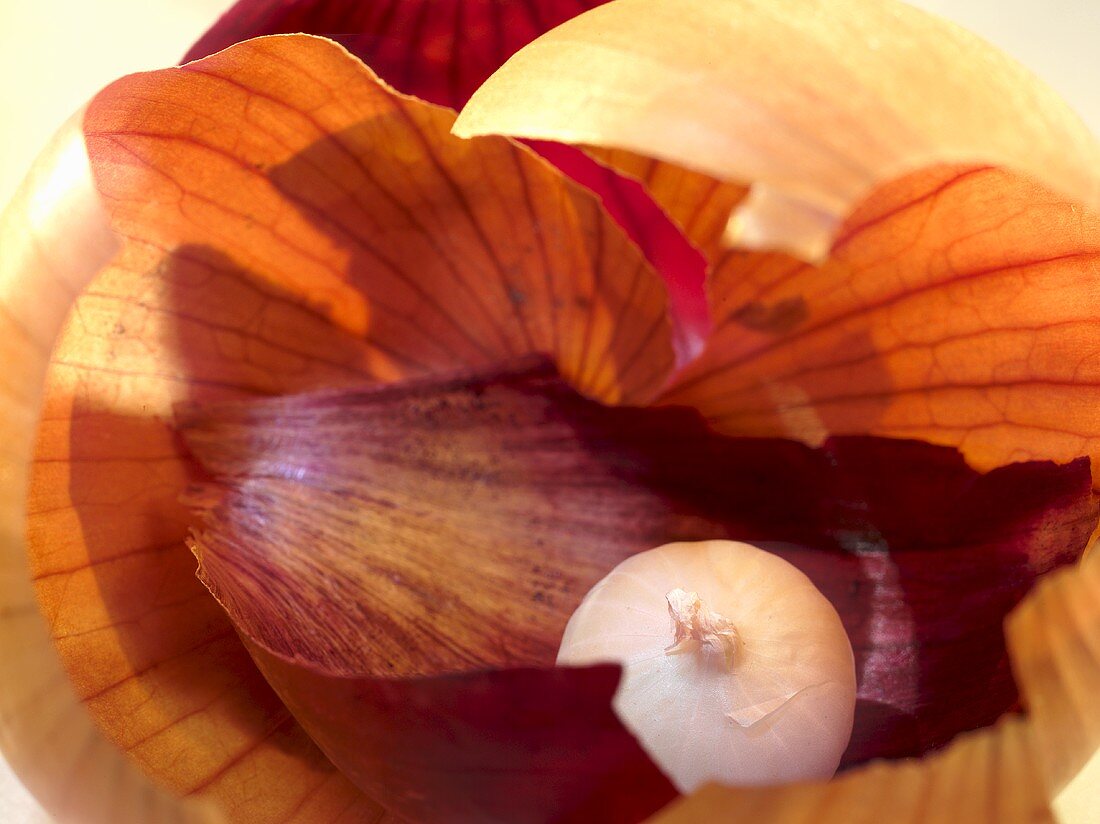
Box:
[454,0,1100,256]
[2,0,1097,820]
[184,0,610,112]
[244,648,677,824]
[184,0,717,354]
[178,359,1094,817]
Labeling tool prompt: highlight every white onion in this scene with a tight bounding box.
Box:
[557,540,856,792]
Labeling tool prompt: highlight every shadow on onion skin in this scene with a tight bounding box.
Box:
[243,645,677,824]
[49,236,1092,815]
[55,399,327,774]
[176,347,1095,818]
[36,242,390,796]
[265,118,678,401]
[814,439,1094,760]
[39,236,676,820]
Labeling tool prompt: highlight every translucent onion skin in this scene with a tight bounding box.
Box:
[558,541,856,792]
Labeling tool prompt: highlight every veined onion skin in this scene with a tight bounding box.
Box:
[558,541,856,792]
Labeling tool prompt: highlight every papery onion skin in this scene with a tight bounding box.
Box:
[2,0,1091,818]
[178,359,1094,821]
[184,0,609,112]
[453,0,1100,258]
[558,540,856,792]
[184,0,715,354]
[20,29,678,819]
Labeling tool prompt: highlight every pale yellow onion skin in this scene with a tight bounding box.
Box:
[557,541,856,792]
[453,0,1100,261]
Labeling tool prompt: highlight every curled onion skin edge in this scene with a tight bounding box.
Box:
[452,0,1100,261]
[558,540,856,792]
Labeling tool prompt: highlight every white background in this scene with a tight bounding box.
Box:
[0,0,1096,820]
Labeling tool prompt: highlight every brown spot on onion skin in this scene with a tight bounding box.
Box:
[186,0,718,357]
[664,165,1100,486]
[85,35,676,406]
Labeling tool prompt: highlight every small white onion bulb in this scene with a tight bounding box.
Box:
[558,540,856,792]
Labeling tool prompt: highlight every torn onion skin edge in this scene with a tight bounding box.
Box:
[177,358,1096,822]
